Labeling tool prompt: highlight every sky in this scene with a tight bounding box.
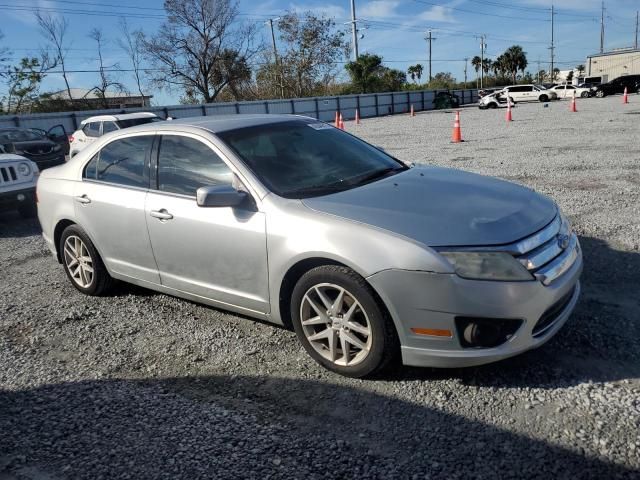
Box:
[1,0,639,106]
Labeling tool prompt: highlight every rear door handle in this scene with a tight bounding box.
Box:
[150,209,173,221]
[74,195,91,204]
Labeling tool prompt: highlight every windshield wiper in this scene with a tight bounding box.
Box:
[344,166,404,187]
[284,181,351,197]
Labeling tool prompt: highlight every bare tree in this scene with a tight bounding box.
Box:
[143,0,258,103]
[117,18,146,100]
[87,28,125,109]
[36,12,72,100]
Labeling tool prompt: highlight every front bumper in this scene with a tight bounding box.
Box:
[0,186,36,211]
[367,243,583,368]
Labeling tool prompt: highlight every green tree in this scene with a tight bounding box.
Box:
[502,45,528,84]
[552,68,560,81]
[5,58,47,113]
[407,64,423,83]
[575,64,585,80]
[426,72,455,89]
[344,53,406,93]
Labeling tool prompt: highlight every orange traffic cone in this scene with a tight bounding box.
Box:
[334,111,339,127]
[505,99,513,122]
[355,109,360,125]
[410,104,415,117]
[570,90,577,112]
[339,113,345,130]
[451,111,463,143]
[623,87,629,104]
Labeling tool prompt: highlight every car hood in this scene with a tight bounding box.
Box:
[302,166,557,247]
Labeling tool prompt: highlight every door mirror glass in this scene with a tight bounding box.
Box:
[196,185,248,208]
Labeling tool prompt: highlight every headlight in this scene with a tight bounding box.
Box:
[52,144,62,152]
[17,162,31,176]
[440,251,533,281]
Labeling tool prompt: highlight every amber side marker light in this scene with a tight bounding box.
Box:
[411,328,453,337]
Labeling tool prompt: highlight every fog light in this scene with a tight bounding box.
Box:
[455,317,523,348]
[17,194,26,201]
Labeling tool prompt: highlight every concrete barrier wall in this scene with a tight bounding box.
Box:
[0,89,478,133]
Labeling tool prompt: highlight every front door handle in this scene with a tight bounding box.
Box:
[74,194,91,204]
[150,209,173,221]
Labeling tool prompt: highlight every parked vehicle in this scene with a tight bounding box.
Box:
[478,91,515,109]
[0,126,67,170]
[37,115,582,378]
[433,91,460,109]
[577,82,599,89]
[478,88,501,98]
[501,85,557,102]
[591,75,640,98]
[0,153,39,218]
[550,84,592,98]
[69,112,161,158]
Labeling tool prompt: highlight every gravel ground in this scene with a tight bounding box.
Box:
[1,95,639,479]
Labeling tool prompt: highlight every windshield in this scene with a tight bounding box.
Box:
[116,117,161,129]
[0,129,45,143]
[218,120,407,198]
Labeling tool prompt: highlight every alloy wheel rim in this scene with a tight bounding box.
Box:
[300,283,372,367]
[63,235,94,288]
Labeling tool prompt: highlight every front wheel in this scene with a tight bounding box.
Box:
[595,90,605,98]
[291,265,399,378]
[539,94,549,102]
[581,91,589,98]
[60,224,113,295]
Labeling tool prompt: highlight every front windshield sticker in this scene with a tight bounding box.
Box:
[307,122,334,130]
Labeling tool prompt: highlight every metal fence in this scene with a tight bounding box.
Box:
[0,89,479,133]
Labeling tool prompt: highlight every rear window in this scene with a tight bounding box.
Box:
[116,117,161,129]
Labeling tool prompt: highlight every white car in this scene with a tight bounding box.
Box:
[478,91,516,109]
[550,84,592,98]
[0,153,39,218]
[69,112,161,158]
[501,85,557,103]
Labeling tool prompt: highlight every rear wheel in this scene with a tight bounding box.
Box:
[60,224,113,295]
[580,91,589,98]
[595,90,605,98]
[291,265,399,378]
[539,94,549,102]
[488,103,497,109]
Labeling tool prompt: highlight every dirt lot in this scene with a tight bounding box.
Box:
[1,95,639,479]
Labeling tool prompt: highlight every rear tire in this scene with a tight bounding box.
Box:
[595,90,605,98]
[580,91,589,98]
[539,94,549,102]
[291,265,399,378]
[59,224,113,296]
[488,103,497,109]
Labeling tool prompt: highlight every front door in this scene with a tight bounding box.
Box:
[74,133,159,284]
[145,133,269,314]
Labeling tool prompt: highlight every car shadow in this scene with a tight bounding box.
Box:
[0,375,636,479]
[0,212,40,238]
[387,235,640,388]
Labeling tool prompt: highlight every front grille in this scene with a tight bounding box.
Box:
[532,286,576,337]
[0,165,18,184]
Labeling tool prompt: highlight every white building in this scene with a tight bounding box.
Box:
[586,48,640,83]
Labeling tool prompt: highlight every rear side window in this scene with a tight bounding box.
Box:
[117,117,160,129]
[102,122,118,134]
[157,135,232,196]
[83,135,152,188]
[82,122,101,138]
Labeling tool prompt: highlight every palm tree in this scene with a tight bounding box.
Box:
[502,45,528,84]
[552,68,560,81]
[537,69,546,83]
[575,64,585,81]
[481,58,492,75]
[471,55,481,87]
[407,64,423,83]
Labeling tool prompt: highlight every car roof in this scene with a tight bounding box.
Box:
[80,112,157,125]
[110,114,314,135]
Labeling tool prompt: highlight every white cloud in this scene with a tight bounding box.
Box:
[287,3,347,19]
[418,5,456,23]
[359,1,400,19]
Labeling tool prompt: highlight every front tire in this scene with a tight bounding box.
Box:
[595,90,605,98]
[291,265,399,378]
[59,224,113,295]
[581,91,589,98]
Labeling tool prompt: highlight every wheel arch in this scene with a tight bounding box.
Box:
[53,218,76,263]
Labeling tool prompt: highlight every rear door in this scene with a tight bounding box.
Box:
[74,133,159,284]
[47,124,69,155]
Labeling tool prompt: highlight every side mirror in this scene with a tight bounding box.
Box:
[196,184,248,208]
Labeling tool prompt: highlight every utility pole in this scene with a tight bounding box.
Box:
[350,0,359,60]
[464,57,468,86]
[479,35,486,88]
[537,57,541,83]
[266,18,284,98]
[550,4,555,81]
[635,10,638,49]
[600,1,605,53]
[425,30,437,81]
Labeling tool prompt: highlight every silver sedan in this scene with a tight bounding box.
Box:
[37,115,582,378]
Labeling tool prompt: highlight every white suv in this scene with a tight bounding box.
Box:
[69,112,161,158]
[501,85,557,103]
[0,153,39,218]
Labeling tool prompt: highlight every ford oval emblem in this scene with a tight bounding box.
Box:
[557,234,570,249]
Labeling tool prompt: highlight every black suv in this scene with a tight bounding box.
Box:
[592,75,640,98]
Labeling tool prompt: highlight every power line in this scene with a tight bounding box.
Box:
[412,0,550,22]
